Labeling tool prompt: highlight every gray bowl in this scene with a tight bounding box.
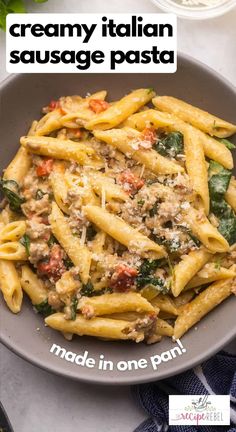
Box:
[0,54,236,385]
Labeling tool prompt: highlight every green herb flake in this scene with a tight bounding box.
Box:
[20,234,30,255]
[80,282,112,297]
[137,199,145,207]
[214,257,222,270]
[70,296,78,321]
[149,201,159,217]
[47,234,59,247]
[0,178,25,212]
[154,131,184,159]
[80,281,94,297]
[63,256,73,270]
[35,299,54,317]
[136,259,169,293]
[219,138,236,150]
[147,87,154,94]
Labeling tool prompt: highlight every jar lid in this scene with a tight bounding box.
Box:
[150,0,236,19]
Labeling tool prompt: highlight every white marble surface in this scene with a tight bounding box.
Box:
[0,1,235,431]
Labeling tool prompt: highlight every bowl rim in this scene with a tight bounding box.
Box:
[0,52,235,385]
[150,0,236,20]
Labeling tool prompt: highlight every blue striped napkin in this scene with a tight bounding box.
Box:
[133,348,236,432]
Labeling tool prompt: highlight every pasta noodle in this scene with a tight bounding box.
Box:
[174,276,235,339]
[152,95,236,138]
[83,205,166,259]
[0,260,22,313]
[45,313,146,342]
[124,109,233,169]
[86,88,155,130]
[94,128,184,175]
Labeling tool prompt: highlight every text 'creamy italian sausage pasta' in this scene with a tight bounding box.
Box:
[0,89,236,344]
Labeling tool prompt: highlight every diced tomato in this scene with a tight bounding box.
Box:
[48,100,60,111]
[110,264,138,292]
[37,244,65,282]
[89,99,109,114]
[142,127,157,145]
[36,159,54,177]
[118,170,144,195]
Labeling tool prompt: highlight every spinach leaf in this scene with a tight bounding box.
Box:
[154,235,181,253]
[139,259,161,276]
[208,162,231,200]
[63,256,73,270]
[0,178,25,212]
[218,213,236,245]
[137,259,169,293]
[219,138,236,150]
[80,282,112,297]
[35,299,54,317]
[136,275,169,293]
[80,281,94,297]
[20,234,30,255]
[149,201,159,217]
[47,234,58,247]
[208,160,236,245]
[70,296,78,321]
[154,131,184,158]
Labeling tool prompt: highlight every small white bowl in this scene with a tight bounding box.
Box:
[150,0,236,20]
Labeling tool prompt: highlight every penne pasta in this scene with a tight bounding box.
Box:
[186,262,236,289]
[94,128,184,175]
[172,291,195,311]
[60,91,107,127]
[20,135,103,167]
[83,205,166,259]
[34,109,62,136]
[174,276,234,339]
[152,95,236,138]
[86,88,155,130]
[181,206,230,253]
[183,128,209,214]
[88,172,128,202]
[50,171,70,214]
[155,318,174,337]
[171,248,212,297]
[0,221,26,243]
[49,202,91,284]
[78,292,155,317]
[21,265,48,305]
[3,147,31,185]
[45,313,146,342]
[151,294,179,316]
[0,260,23,313]
[125,109,233,169]
[0,242,27,260]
